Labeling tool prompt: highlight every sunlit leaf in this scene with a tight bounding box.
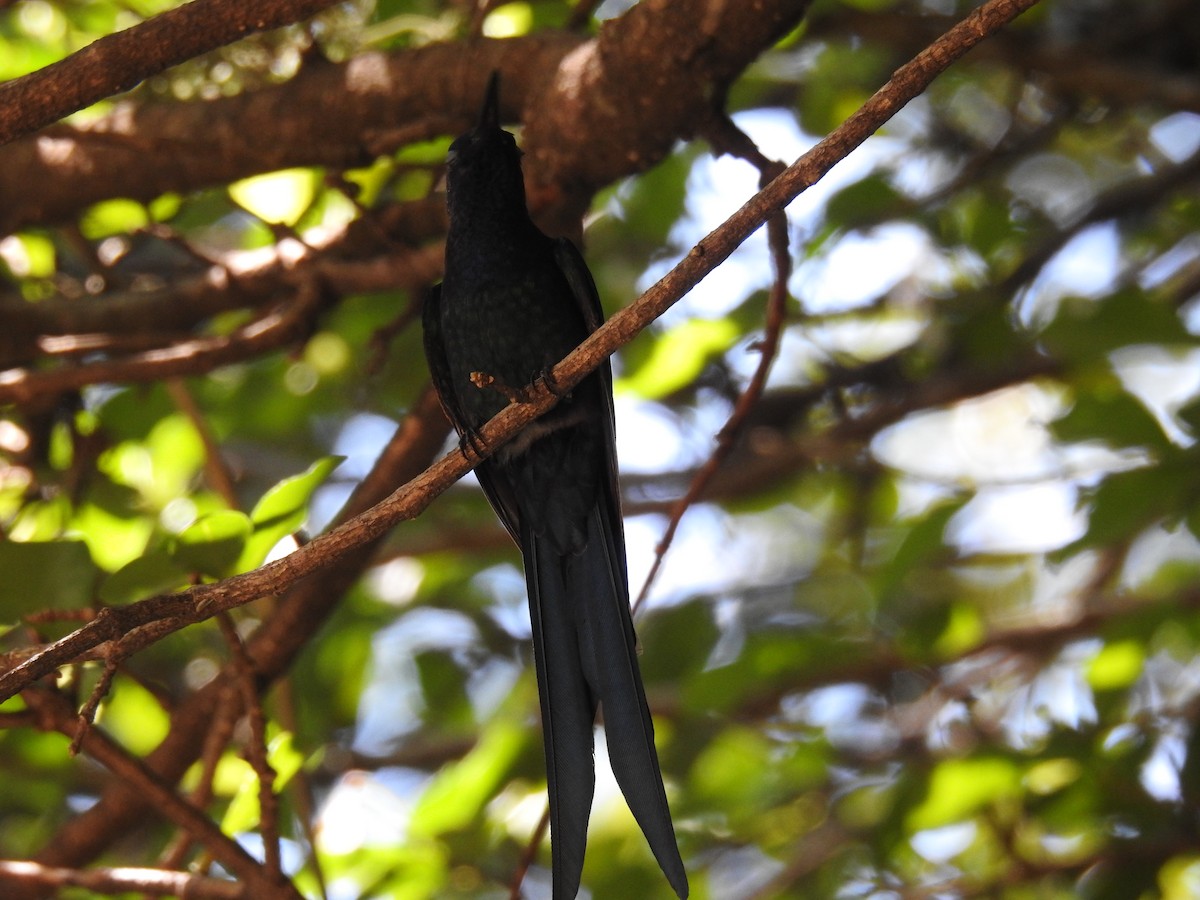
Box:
[618,317,739,399]
[906,756,1022,831]
[238,456,343,571]
[481,1,532,37]
[99,548,189,604]
[228,168,321,226]
[1087,640,1145,691]
[97,677,170,756]
[79,199,148,240]
[172,509,253,577]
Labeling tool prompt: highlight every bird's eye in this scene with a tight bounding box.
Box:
[446,147,458,165]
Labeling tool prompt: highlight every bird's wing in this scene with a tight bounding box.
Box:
[553,237,628,594]
[421,283,462,433]
[423,282,524,543]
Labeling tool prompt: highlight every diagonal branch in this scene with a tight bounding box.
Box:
[20,688,301,898]
[0,0,1046,705]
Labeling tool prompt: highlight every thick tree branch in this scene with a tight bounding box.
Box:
[0,0,342,146]
[0,0,817,235]
[0,33,581,234]
[0,201,445,385]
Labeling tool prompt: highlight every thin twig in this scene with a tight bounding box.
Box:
[217,613,283,882]
[633,116,791,615]
[153,681,243,875]
[22,688,300,898]
[166,379,239,507]
[509,806,551,899]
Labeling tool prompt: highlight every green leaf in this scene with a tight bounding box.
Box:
[99,548,189,604]
[1052,386,1171,452]
[1041,289,1194,361]
[1069,464,1178,551]
[79,199,149,240]
[692,726,773,808]
[414,649,474,731]
[0,541,96,628]
[1087,640,1144,692]
[220,732,304,835]
[873,499,966,599]
[824,174,904,226]
[97,677,170,756]
[618,317,739,399]
[238,456,343,571]
[228,168,321,226]
[408,720,526,838]
[906,756,1022,831]
[171,510,253,577]
[635,598,719,683]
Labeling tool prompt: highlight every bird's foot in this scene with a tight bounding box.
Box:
[458,427,489,461]
[535,365,568,399]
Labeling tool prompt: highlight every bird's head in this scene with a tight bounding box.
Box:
[445,72,528,216]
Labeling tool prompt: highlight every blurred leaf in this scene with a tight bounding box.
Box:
[824,175,904,226]
[228,168,321,226]
[1052,386,1171,452]
[5,233,56,278]
[635,599,719,683]
[906,756,1022,831]
[79,198,148,239]
[692,726,773,810]
[1087,640,1144,691]
[220,731,304,835]
[415,649,474,732]
[873,499,966,599]
[1159,855,1200,900]
[99,547,188,604]
[0,541,95,627]
[97,677,170,756]
[619,317,739,399]
[409,719,525,838]
[1068,462,1185,551]
[1041,290,1194,361]
[606,145,697,247]
[482,1,532,36]
[932,601,985,658]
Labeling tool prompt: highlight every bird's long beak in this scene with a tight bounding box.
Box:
[480,71,501,130]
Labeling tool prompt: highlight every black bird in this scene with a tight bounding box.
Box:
[422,74,688,899]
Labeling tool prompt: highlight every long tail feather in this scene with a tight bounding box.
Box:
[571,506,689,899]
[525,524,596,899]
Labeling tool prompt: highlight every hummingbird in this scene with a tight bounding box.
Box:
[422,73,688,899]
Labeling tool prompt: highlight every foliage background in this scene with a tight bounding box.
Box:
[3,0,1200,897]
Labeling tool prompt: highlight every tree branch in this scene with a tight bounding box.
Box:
[16,386,450,890]
[0,0,1047,704]
[0,860,250,900]
[0,0,343,146]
